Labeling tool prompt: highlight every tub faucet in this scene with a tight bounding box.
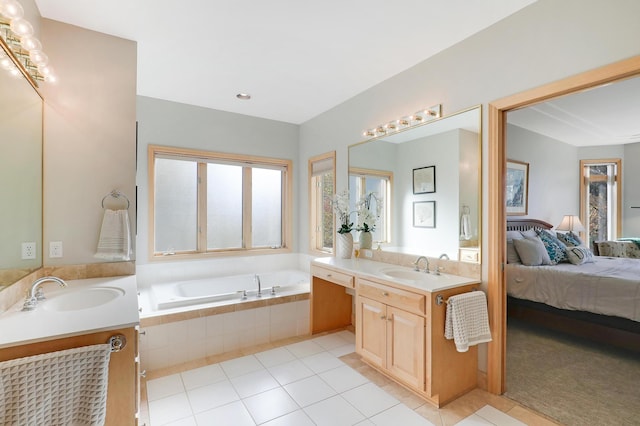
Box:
[22,276,67,311]
[413,256,429,273]
[255,274,262,297]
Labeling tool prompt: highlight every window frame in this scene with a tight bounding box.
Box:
[148,144,293,260]
[308,151,336,254]
[579,158,622,245]
[348,167,393,244]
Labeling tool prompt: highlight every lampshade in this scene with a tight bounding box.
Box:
[556,215,585,232]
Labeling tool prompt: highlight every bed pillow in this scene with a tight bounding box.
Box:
[556,231,584,247]
[513,236,552,266]
[536,229,568,264]
[566,246,595,265]
[506,231,524,264]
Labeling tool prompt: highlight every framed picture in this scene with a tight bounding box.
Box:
[413,201,436,228]
[506,160,529,215]
[413,166,436,194]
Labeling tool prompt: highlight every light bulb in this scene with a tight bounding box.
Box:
[20,34,41,51]
[38,64,53,75]
[0,0,24,19]
[10,17,33,37]
[29,49,48,67]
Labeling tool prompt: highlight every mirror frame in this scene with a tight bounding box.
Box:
[348,105,483,263]
[488,55,640,395]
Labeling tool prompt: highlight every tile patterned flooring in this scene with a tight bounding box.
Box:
[141,330,559,426]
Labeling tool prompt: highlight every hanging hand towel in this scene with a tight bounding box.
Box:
[460,213,472,240]
[0,344,112,426]
[444,291,492,352]
[95,209,131,261]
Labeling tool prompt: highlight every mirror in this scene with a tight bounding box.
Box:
[0,44,43,289]
[349,106,481,262]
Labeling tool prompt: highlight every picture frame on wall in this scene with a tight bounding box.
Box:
[506,159,529,216]
[413,201,436,228]
[413,166,435,194]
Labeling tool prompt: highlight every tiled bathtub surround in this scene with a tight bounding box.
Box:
[140,299,310,372]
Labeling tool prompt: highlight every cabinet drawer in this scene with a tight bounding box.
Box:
[357,279,425,315]
[312,264,354,288]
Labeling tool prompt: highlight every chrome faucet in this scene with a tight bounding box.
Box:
[255,274,262,297]
[22,276,67,311]
[439,253,450,260]
[413,256,429,273]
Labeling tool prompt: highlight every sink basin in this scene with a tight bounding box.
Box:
[380,268,431,281]
[43,287,125,312]
[379,267,450,282]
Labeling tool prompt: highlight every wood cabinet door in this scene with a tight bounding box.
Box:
[386,306,425,390]
[356,296,386,369]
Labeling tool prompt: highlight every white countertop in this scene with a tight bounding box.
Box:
[0,275,139,349]
[312,257,479,293]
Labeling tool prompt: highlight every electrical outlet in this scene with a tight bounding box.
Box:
[49,241,63,258]
[21,242,36,260]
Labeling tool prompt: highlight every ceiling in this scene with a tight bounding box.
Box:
[35,0,536,124]
[508,75,640,147]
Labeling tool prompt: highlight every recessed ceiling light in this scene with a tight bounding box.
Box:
[236,93,251,100]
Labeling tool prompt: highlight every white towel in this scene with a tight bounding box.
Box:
[460,213,472,240]
[444,291,492,352]
[0,344,112,426]
[95,209,131,261]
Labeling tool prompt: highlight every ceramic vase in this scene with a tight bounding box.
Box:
[359,231,372,249]
[336,232,353,259]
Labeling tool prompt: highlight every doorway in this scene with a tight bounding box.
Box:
[486,55,640,394]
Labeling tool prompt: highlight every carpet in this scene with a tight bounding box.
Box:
[506,319,640,426]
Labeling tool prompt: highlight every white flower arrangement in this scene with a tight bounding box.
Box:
[331,189,354,234]
[356,192,382,233]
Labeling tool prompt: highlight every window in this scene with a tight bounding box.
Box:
[309,152,335,254]
[580,159,621,248]
[349,168,392,244]
[149,145,292,258]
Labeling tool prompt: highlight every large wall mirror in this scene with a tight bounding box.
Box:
[349,106,482,262]
[0,43,43,289]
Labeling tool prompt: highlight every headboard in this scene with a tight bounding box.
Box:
[506,218,553,232]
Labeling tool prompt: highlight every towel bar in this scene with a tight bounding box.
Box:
[108,334,127,352]
[436,287,478,306]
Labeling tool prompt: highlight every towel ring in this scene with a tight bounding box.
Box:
[101,190,130,209]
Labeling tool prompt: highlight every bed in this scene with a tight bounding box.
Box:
[506,218,640,352]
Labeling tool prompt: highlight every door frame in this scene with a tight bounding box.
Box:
[486,55,640,394]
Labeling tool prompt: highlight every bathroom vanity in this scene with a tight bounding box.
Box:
[0,276,140,425]
[311,257,481,407]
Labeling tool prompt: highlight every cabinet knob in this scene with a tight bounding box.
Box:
[382,292,388,296]
[380,315,386,320]
[387,317,393,322]
[327,274,332,278]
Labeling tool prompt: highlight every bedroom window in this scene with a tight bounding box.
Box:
[149,145,292,258]
[309,152,336,254]
[580,159,622,248]
[349,168,392,245]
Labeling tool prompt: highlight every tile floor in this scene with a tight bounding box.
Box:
[142,330,559,426]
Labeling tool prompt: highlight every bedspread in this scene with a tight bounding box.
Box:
[506,256,640,322]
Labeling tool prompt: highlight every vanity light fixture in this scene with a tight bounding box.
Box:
[362,104,442,139]
[0,0,56,85]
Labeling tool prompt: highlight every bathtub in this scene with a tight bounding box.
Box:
[151,269,310,310]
